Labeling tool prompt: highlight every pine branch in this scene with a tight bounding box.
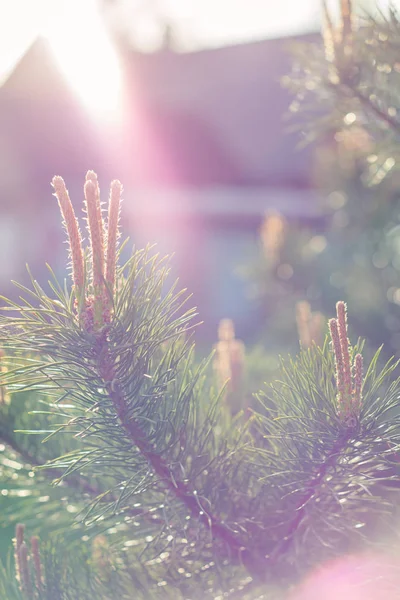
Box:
[0,174,269,593]
[251,338,400,578]
[95,334,268,579]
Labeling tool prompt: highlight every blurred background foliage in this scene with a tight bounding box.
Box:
[241,0,400,369]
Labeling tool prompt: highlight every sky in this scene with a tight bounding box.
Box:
[106,0,321,51]
[0,0,396,83]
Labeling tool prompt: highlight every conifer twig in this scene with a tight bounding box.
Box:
[52,176,85,297]
[14,523,25,586]
[268,301,364,564]
[30,536,42,592]
[51,173,269,579]
[105,180,123,294]
[85,171,105,259]
[337,301,352,400]
[329,301,363,424]
[18,542,32,598]
[84,178,105,290]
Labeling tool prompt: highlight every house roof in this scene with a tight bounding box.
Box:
[0,33,319,195]
[122,34,319,187]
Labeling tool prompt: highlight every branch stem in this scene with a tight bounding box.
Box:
[97,340,267,579]
[269,432,350,562]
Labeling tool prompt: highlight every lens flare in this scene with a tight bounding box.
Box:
[291,553,400,600]
[40,0,122,116]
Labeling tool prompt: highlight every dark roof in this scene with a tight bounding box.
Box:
[123,35,319,187]
[0,33,319,192]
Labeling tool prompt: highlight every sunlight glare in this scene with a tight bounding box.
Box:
[40,0,122,116]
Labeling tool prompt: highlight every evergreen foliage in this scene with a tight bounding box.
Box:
[246,0,400,361]
[1,2,400,597]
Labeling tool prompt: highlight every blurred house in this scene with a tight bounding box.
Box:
[0,33,321,340]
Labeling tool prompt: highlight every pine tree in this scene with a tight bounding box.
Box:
[1,2,400,597]
[0,169,399,598]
